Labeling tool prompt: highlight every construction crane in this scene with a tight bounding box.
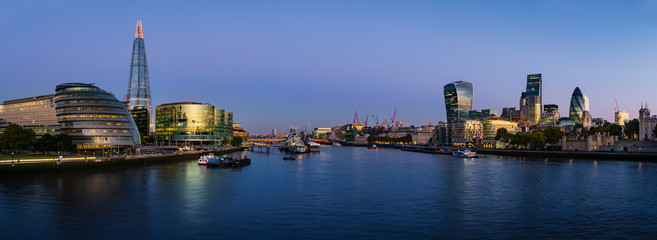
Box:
[372,115,379,126]
[364,115,369,126]
[353,110,360,125]
[614,98,620,113]
[390,108,397,126]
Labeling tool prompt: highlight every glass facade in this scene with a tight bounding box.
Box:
[126,20,154,134]
[0,94,60,136]
[540,104,560,126]
[569,87,587,122]
[130,106,150,138]
[54,83,141,152]
[156,102,232,146]
[525,74,542,124]
[443,81,473,124]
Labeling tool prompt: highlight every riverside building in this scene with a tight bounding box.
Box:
[0,94,59,136]
[155,102,233,146]
[54,83,141,153]
[639,104,657,141]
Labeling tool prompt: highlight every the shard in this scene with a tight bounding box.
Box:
[126,20,154,133]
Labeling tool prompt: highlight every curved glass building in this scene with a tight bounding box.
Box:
[569,87,589,122]
[443,81,473,124]
[156,102,217,146]
[54,83,141,153]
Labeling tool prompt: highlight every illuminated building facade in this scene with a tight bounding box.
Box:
[0,94,60,136]
[443,81,473,124]
[540,104,560,126]
[126,20,154,134]
[54,83,141,152]
[482,120,519,139]
[155,102,233,146]
[524,74,542,124]
[449,120,483,146]
[615,111,629,126]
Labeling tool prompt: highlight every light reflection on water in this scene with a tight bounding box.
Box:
[1,147,657,239]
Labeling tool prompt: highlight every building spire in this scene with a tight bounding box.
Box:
[135,20,144,38]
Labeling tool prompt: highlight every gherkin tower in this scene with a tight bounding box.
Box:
[126,20,154,133]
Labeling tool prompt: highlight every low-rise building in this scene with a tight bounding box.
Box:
[449,120,483,147]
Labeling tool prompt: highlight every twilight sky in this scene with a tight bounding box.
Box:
[2,0,657,134]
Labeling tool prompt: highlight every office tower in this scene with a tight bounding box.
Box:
[569,87,589,122]
[443,81,473,124]
[525,74,542,124]
[126,20,154,134]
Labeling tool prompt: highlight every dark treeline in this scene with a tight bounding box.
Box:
[368,134,413,143]
[0,123,75,153]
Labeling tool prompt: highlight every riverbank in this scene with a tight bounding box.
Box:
[476,149,657,161]
[0,147,246,175]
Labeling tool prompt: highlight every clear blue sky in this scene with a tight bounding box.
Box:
[2,0,657,133]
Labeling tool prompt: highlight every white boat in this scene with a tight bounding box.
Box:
[198,153,217,165]
[307,141,321,152]
[452,149,479,158]
[332,142,342,147]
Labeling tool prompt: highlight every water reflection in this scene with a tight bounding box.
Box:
[1,148,656,239]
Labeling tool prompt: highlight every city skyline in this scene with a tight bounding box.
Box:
[2,1,657,133]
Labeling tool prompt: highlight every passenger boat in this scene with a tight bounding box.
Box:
[207,155,251,168]
[452,149,479,158]
[307,141,321,152]
[369,144,378,149]
[198,153,217,165]
[332,142,342,147]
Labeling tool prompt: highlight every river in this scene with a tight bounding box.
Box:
[1,146,656,239]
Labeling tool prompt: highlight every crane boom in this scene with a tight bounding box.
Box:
[391,108,397,126]
[365,115,369,126]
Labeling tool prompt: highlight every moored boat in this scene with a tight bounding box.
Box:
[452,149,479,158]
[198,153,216,165]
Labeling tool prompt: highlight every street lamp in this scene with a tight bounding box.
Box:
[11,152,14,166]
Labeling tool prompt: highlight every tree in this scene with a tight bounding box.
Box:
[231,136,243,146]
[495,128,512,141]
[0,123,36,153]
[653,125,657,140]
[624,119,639,140]
[35,133,57,152]
[530,131,546,149]
[56,134,76,152]
[543,126,564,145]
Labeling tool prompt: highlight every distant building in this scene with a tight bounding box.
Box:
[501,107,524,122]
[311,128,332,139]
[155,102,232,146]
[443,81,473,124]
[615,111,629,126]
[581,110,592,127]
[569,87,589,122]
[233,123,248,141]
[55,83,141,153]
[0,94,59,137]
[539,104,560,126]
[524,74,542,124]
[639,105,657,141]
[468,109,498,120]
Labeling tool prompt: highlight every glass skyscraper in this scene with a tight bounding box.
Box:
[443,81,473,124]
[525,74,542,124]
[569,87,589,122]
[126,20,154,134]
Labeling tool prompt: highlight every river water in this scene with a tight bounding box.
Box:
[1,146,656,239]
